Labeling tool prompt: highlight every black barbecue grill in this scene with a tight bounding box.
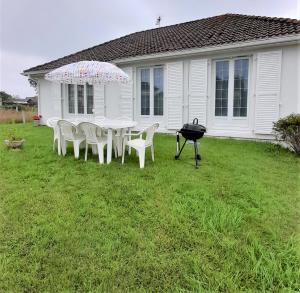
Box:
[175,118,206,168]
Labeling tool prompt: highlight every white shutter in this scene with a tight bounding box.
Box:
[120,67,133,119]
[52,82,62,116]
[94,84,105,117]
[166,61,183,129]
[188,59,208,125]
[255,50,282,134]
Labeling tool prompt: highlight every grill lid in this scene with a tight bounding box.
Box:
[181,118,206,133]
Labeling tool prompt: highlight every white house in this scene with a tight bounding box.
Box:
[23,13,300,139]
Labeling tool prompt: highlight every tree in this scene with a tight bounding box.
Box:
[0,91,13,105]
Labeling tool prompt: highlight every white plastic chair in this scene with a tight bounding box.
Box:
[57,120,85,159]
[78,122,108,164]
[46,117,60,154]
[114,116,133,156]
[122,123,159,168]
[93,116,118,157]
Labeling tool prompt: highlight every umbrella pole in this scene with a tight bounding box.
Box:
[104,84,106,117]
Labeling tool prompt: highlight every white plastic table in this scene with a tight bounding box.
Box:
[68,118,137,164]
[94,119,137,164]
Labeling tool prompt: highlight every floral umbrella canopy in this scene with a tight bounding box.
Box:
[45,61,129,84]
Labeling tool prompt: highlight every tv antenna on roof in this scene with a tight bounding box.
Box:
[156,16,161,27]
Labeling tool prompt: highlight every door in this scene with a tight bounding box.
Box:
[210,57,251,133]
[136,66,165,129]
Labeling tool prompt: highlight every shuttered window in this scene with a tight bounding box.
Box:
[154,67,164,116]
[255,51,282,134]
[233,59,249,117]
[68,84,75,113]
[86,84,94,114]
[77,85,84,114]
[214,58,249,118]
[139,66,164,116]
[141,69,150,115]
[67,83,93,115]
[215,61,229,116]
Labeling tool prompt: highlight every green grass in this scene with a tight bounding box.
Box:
[0,123,299,292]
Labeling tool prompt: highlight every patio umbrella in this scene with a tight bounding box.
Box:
[45,60,129,84]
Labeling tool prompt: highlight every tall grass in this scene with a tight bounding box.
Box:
[0,124,299,292]
[0,108,36,124]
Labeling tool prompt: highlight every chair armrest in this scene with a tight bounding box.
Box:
[123,131,143,137]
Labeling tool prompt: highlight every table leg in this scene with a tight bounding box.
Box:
[107,129,112,164]
[128,128,131,155]
[117,129,124,157]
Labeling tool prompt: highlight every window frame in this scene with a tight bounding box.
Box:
[138,65,164,117]
[213,57,250,120]
[66,83,94,116]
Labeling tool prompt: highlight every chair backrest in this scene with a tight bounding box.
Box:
[78,122,104,144]
[46,117,60,128]
[47,117,60,138]
[57,120,78,141]
[144,123,159,145]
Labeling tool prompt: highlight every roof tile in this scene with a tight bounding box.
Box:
[24,13,300,73]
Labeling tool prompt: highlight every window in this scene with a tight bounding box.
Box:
[140,66,164,116]
[77,85,84,114]
[215,61,229,117]
[214,58,249,118]
[154,67,164,116]
[68,84,75,113]
[233,59,249,117]
[86,84,94,114]
[67,83,94,115]
[141,68,150,115]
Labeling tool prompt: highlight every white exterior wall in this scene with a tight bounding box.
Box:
[280,45,300,116]
[38,79,62,124]
[36,43,299,139]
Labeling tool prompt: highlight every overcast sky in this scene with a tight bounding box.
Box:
[0,0,299,98]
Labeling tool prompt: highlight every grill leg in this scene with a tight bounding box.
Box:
[175,139,187,160]
[194,141,199,168]
[176,132,180,155]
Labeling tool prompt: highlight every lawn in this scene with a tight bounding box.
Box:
[0,123,299,292]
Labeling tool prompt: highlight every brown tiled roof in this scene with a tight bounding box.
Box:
[24,13,300,73]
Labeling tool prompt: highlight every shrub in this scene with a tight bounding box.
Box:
[273,114,300,155]
[5,127,22,141]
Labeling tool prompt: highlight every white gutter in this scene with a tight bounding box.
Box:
[22,69,49,76]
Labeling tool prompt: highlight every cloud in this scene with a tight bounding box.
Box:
[0,0,298,98]
[0,50,47,97]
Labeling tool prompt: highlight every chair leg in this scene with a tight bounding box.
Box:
[151,145,154,161]
[138,148,145,169]
[73,141,80,159]
[53,138,55,151]
[97,143,104,164]
[61,139,67,156]
[122,140,126,164]
[114,144,118,158]
[57,137,61,156]
[85,142,88,161]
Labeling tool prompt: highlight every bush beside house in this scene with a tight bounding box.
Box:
[273,114,300,155]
